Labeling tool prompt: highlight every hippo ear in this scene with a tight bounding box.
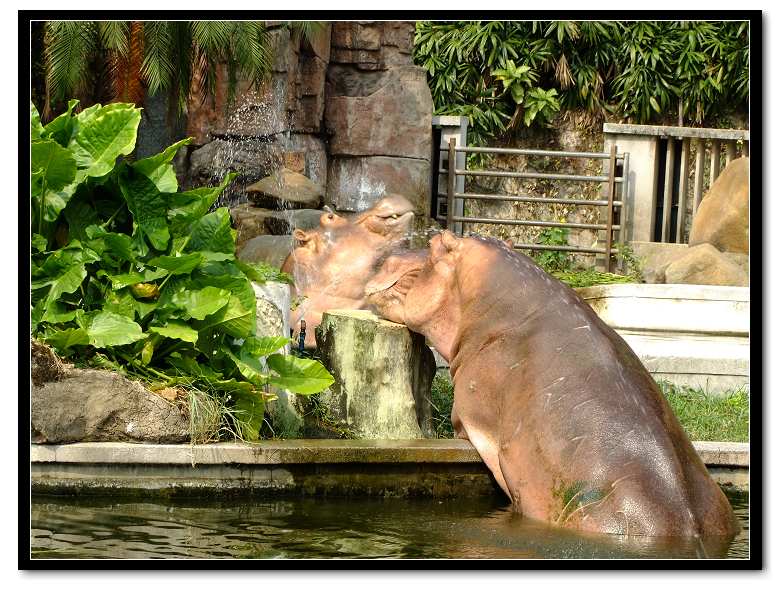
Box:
[293,229,308,240]
[441,231,462,253]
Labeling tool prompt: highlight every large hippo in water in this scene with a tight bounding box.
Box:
[280,193,415,347]
[365,231,740,537]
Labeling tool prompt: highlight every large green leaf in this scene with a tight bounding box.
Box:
[102,286,136,319]
[192,295,252,339]
[117,165,170,253]
[241,336,291,358]
[31,242,100,307]
[148,320,199,343]
[230,389,265,441]
[167,172,240,237]
[75,309,147,348]
[68,105,141,179]
[171,287,231,321]
[44,327,89,355]
[128,137,192,194]
[183,207,236,255]
[147,252,204,276]
[266,354,335,395]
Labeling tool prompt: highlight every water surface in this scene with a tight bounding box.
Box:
[31,492,748,560]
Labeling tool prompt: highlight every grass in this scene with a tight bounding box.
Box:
[429,374,749,443]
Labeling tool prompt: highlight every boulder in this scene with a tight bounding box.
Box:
[237,235,297,269]
[230,203,275,256]
[31,360,203,444]
[314,310,436,439]
[325,66,433,159]
[664,243,749,287]
[330,21,415,70]
[326,155,431,215]
[264,209,325,235]
[246,168,325,210]
[689,157,749,255]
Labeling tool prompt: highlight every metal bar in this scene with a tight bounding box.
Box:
[677,138,691,244]
[620,152,630,246]
[661,138,676,242]
[454,145,627,159]
[449,216,621,231]
[446,138,456,234]
[511,243,622,255]
[449,192,622,207]
[693,138,706,220]
[603,146,617,272]
[710,139,722,186]
[452,168,619,183]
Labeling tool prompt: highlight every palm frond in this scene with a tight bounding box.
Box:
[43,21,99,120]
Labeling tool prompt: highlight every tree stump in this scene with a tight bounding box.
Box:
[315,310,436,439]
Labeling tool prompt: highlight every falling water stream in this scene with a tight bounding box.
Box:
[30,491,748,560]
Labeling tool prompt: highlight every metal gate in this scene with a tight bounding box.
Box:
[435,139,628,273]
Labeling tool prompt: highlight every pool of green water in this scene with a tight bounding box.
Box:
[30,491,748,560]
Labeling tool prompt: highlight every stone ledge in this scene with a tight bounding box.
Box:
[30,439,748,467]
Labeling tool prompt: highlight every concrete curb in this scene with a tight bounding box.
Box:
[30,439,749,466]
[30,440,749,497]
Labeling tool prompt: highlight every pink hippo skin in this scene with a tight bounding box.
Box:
[280,194,415,347]
[365,231,740,537]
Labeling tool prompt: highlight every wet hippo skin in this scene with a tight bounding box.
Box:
[365,231,741,537]
[280,194,414,347]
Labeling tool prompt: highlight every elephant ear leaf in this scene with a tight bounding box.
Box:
[75,310,147,348]
[266,354,335,395]
[68,105,141,180]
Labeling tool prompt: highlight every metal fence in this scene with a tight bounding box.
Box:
[435,139,629,273]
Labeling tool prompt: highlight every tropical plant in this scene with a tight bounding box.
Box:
[37,20,324,124]
[414,20,749,136]
[31,100,334,441]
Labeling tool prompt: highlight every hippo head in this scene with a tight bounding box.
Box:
[280,193,415,346]
[366,231,517,361]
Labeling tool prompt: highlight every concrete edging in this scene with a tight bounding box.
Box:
[30,439,749,497]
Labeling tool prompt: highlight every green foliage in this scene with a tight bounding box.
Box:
[657,381,749,443]
[553,268,636,288]
[431,374,455,439]
[30,101,334,441]
[533,226,572,273]
[414,20,750,140]
[615,243,647,283]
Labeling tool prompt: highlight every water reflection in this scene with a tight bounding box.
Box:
[31,492,748,560]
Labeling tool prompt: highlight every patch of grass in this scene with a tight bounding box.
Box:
[427,375,749,443]
[657,380,749,443]
[431,374,455,438]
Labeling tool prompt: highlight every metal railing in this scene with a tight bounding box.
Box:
[435,139,628,273]
[603,124,749,244]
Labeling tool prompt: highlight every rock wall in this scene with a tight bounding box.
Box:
[180,21,433,236]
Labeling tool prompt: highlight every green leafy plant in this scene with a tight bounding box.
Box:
[533,226,572,273]
[615,243,647,283]
[431,374,455,439]
[30,100,334,441]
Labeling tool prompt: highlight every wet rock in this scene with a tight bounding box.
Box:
[689,157,749,255]
[246,168,325,210]
[325,65,433,159]
[326,155,431,215]
[264,209,325,236]
[664,243,749,287]
[31,364,196,444]
[237,235,297,269]
[230,203,275,256]
[315,310,436,439]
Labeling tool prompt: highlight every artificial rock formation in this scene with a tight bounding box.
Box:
[314,310,436,439]
[644,157,749,287]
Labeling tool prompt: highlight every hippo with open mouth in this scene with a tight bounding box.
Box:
[280,193,415,347]
[365,231,740,537]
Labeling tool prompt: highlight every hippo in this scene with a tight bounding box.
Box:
[365,231,740,537]
[280,193,415,347]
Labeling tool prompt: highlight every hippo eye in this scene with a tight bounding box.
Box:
[328,214,334,220]
[391,214,398,219]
